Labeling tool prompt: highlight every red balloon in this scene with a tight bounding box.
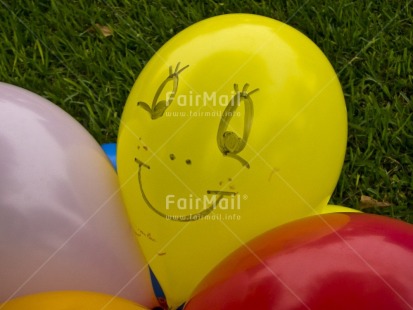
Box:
[185,213,413,310]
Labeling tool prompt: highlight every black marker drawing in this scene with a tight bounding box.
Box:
[137,62,189,119]
[217,83,259,168]
[134,157,236,222]
[133,79,254,221]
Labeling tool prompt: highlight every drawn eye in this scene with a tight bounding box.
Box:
[137,62,189,119]
[216,83,258,168]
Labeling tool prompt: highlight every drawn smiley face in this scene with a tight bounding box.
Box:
[117,15,348,308]
[134,63,259,221]
[118,14,347,236]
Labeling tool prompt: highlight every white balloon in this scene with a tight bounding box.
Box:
[0,82,157,308]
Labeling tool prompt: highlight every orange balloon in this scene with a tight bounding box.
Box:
[0,291,150,310]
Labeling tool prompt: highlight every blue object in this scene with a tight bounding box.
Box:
[101,143,117,172]
[149,267,170,309]
[102,143,186,309]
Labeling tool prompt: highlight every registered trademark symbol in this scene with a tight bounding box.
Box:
[243,194,248,200]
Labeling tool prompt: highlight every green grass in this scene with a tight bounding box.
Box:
[0,0,412,223]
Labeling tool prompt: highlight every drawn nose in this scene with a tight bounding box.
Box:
[169,153,192,165]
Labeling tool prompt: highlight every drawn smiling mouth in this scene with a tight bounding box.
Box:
[135,158,237,222]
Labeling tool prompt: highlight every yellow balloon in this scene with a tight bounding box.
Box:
[0,291,149,310]
[117,14,347,307]
[321,205,362,214]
